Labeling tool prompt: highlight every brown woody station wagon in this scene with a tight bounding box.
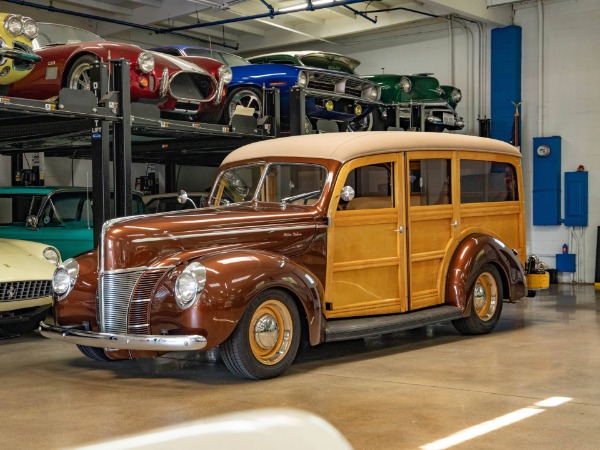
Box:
[42,132,531,379]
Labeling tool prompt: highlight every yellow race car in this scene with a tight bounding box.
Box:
[0,13,41,87]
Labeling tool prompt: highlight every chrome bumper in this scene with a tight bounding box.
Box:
[39,321,207,351]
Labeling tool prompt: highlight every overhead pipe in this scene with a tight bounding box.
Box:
[343,5,377,24]
[156,0,396,34]
[1,0,239,50]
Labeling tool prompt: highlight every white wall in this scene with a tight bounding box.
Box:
[516,0,600,283]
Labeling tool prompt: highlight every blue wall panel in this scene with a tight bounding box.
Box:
[564,171,588,226]
[491,26,522,143]
[533,136,561,225]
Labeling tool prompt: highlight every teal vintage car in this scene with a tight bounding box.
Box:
[0,186,146,259]
[361,73,464,132]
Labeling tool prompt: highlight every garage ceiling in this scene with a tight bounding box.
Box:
[4,0,515,52]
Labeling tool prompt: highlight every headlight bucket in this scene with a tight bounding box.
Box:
[137,51,155,74]
[52,258,79,300]
[297,71,308,89]
[399,77,412,93]
[43,246,61,266]
[451,88,462,103]
[4,15,23,37]
[218,64,233,84]
[363,86,379,101]
[22,17,38,39]
[174,262,206,309]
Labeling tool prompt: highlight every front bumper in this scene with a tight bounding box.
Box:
[39,321,207,351]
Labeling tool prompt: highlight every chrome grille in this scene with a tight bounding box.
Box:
[0,280,52,302]
[99,268,167,334]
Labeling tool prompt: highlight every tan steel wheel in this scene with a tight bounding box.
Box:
[248,299,293,366]
[473,271,499,322]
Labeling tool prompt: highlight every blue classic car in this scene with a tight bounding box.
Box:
[0,187,146,259]
[151,46,381,132]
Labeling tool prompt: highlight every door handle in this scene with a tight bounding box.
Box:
[394,226,404,233]
[451,220,459,227]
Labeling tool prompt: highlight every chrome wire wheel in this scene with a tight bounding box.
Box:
[473,272,498,322]
[248,299,293,366]
[68,63,93,91]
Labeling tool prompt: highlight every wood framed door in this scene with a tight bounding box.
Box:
[406,151,459,310]
[325,154,408,319]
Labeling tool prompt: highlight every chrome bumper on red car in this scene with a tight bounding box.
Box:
[39,321,207,351]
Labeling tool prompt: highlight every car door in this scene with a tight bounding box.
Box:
[325,153,408,318]
[405,151,459,310]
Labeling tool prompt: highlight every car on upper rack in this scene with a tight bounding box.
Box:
[0,186,146,260]
[7,23,232,123]
[0,13,41,93]
[0,238,60,336]
[39,131,544,380]
[360,73,464,132]
[151,46,381,132]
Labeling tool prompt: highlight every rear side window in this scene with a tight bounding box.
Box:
[409,159,451,206]
[460,160,518,203]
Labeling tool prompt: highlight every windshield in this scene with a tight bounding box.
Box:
[183,48,250,67]
[0,194,43,225]
[34,23,105,49]
[210,163,328,206]
[299,54,356,75]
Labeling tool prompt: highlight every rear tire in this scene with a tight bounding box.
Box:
[221,289,301,379]
[452,264,503,335]
[77,345,112,361]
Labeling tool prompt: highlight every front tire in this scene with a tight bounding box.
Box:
[223,86,263,124]
[65,54,100,91]
[348,109,387,132]
[221,289,301,379]
[452,264,503,335]
[77,345,112,361]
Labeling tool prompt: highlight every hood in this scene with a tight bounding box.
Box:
[101,204,323,271]
[0,239,56,282]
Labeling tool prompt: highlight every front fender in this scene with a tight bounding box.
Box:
[160,249,324,349]
[446,234,526,314]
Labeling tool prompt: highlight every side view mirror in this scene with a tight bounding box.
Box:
[340,186,355,202]
[177,190,197,208]
[26,215,38,230]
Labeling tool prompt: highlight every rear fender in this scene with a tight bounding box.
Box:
[446,234,526,315]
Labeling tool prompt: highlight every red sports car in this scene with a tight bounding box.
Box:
[8,23,232,122]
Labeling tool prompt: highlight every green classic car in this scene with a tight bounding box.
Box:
[361,74,464,132]
[0,13,41,91]
[0,186,146,259]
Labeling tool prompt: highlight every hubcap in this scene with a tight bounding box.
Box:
[249,299,292,366]
[473,272,498,321]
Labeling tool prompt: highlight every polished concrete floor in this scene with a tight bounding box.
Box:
[2,284,600,449]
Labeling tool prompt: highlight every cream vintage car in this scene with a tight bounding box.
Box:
[0,13,40,89]
[0,238,60,335]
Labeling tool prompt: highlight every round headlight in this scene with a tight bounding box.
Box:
[174,262,206,309]
[218,64,233,84]
[451,88,462,103]
[4,15,23,37]
[43,247,61,266]
[52,258,79,300]
[137,51,155,74]
[22,17,38,40]
[363,86,378,101]
[297,71,308,89]
[399,77,412,93]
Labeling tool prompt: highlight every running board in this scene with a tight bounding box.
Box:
[325,305,464,342]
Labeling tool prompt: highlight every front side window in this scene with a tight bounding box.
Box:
[210,163,327,206]
[460,160,518,203]
[409,159,451,206]
[0,194,43,225]
[341,163,394,210]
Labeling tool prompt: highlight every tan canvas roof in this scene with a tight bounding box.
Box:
[222,132,521,166]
